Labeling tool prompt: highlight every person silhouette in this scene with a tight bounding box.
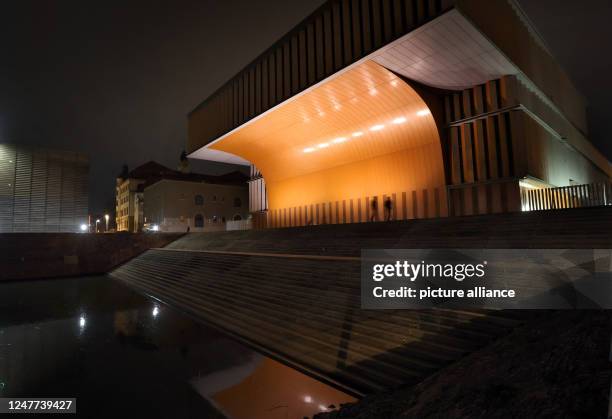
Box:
[384,196,393,221]
[370,197,378,222]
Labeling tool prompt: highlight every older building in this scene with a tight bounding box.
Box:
[143,171,249,232]
[115,162,176,232]
[187,0,611,228]
[0,143,88,232]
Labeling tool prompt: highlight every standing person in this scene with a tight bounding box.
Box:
[384,196,393,221]
[370,197,378,222]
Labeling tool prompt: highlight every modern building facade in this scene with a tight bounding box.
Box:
[143,175,249,232]
[0,143,88,233]
[187,0,611,228]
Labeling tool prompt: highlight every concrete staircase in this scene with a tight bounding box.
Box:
[165,207,612,256]
[110,207,611,396]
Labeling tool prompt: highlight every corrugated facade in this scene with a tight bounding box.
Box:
[442,76,609,217]
[0,143,88,233]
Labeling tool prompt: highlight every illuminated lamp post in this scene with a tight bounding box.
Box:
[104,214,109,232]
[95,219,100,233]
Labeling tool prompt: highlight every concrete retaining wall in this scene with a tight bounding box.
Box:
[0,233,182,281]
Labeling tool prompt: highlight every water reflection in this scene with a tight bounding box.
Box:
[197,356,355,418]
[0,275,354,418]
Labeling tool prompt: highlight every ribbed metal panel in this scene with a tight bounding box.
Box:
[248,164,268,213]
[0,145,16,231]
[29,149,48,232]
[0,143,89,233]
[45,152,62,232]
[13,149,32,232]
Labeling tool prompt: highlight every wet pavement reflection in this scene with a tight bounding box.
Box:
[0,275,354,418]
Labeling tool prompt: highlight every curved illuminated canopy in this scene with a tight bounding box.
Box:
[191,60,446,211]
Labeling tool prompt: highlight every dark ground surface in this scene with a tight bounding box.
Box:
[316,310,611,419]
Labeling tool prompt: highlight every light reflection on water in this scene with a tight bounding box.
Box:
[201,356,354,419]
[0,275,354,418]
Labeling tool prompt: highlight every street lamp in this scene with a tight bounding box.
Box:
[95,219,100,233]
[104,214,109,232]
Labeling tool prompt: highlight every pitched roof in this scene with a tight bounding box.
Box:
[122,161,247,188]
[127,161,176,179]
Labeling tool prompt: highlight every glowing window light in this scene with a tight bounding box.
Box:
[303,396,312,403]
[317,143,329,148]
[392,116,407,124]
[369,124,384,132]
[352,131,363,137]
[331,137,347,144]
[79,316,86,328]
[152,306,160,317]
[416,109,431,116]
[303,147,316,153]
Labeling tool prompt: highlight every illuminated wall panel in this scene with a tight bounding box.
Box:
[0,143,89,233]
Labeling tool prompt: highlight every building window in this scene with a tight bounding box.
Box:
[233,214,242,221]
[195,195,204,205]
[194,214,204,227]
[233,197,242,207]
[212,216,218,223]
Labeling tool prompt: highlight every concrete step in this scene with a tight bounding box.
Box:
[111,249,525,395]
[164,207,612,256]
[120,258,466,365]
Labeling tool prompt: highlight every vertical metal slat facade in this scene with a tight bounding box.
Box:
[0,143,89,233]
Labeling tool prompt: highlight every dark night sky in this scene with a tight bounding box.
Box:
[1,1,610,214]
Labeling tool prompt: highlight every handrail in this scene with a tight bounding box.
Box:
[521,182,611,211]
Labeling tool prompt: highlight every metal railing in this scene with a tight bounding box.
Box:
[264,187,446,229]
[521,182,611,211]
[226,219,252,231]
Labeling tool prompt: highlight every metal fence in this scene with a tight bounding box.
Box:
[521,182,611,211]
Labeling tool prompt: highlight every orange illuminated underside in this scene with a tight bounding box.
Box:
[207,60,446,213]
